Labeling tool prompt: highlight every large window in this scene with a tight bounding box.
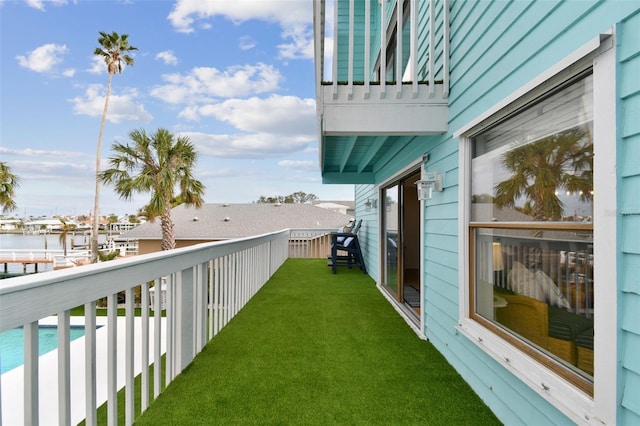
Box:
[469,73,595,393]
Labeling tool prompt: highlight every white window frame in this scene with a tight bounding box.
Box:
[454,31,617,425]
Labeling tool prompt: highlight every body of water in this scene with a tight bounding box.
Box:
[0,233,106,276]
[0,325,87,374]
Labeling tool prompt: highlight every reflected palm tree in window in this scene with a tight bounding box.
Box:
[494,127,593,222]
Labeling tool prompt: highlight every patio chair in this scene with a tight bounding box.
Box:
[328,219,367,274]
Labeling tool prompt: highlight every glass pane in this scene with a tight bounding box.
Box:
[383,185,399,294]
[471,74,593,223]
[474,227,594,378]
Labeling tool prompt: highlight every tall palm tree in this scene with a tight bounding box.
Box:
[91,31,137,263]
[58,219,76,256]
[0,162,20,213]
[494,127,593,221]
[99,128,205,251]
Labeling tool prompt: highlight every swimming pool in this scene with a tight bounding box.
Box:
[0,325,87,374]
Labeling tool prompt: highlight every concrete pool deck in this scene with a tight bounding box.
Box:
[1,315,167,425]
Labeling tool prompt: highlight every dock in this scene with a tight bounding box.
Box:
[1,258,53,274]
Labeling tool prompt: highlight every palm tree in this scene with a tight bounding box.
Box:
[494,127,593,221]
[91,31,138,263]
[99,128,205,250]
[58,219,76,256]
[0,162,20,213]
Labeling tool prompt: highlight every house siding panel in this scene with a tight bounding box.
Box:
[354,184,379,282]
[345,1,640,423]
[618,11,640,423]
[436,2,640,425]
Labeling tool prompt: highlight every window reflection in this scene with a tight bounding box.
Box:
[470,73,595,382]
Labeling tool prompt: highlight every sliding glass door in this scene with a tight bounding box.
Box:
[381,169,421,313]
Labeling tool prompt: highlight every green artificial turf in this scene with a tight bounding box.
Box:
[136,259,500,425]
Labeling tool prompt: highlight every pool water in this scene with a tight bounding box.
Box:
[0,325,87,374]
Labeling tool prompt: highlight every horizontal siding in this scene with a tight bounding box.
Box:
[346,1,640,424]
[619,134,640,180]
[354,184,379,282]
[619,9,640,422]
[439,2,640,425]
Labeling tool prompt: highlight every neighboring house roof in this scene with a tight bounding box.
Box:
[122,203,353,241]
[314,200,355,210]
[314,202,351,209]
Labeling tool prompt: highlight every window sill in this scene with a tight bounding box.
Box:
[456,319,601,425]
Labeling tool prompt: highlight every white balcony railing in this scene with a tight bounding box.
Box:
[314,0,450,102]
[0,230,290,426]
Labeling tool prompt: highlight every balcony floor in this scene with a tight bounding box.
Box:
[136,259,499,425]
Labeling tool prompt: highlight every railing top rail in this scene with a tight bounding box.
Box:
[0,229,290,332]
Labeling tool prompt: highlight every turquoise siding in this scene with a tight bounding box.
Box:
[354,184,379,280]
[349,0,640,424]
[335,0,446,83]
[618,10,640,424]
[335,0,367,81]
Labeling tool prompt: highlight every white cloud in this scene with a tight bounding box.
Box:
[278,24,314,60]
[156,50,178,65]
[10,159,90,180]
[69,84,153,124]
[238,35,255,51]
[167,0,313,59]
[278,160,317,171]
[150,63,282,104]
[25,0,68,11]
[174,95,316,159]
[62,68,76,77]
[87,56,105,74]
[16,43,68,73]
[180,95,316,138]
[0,146,85,158]
[168,0,311,31]
[183,132,311,159]
[87,54,136,75]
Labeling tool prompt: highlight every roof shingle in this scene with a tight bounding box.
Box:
[122,203,353,240]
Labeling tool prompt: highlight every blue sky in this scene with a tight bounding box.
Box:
[0,0,350,218]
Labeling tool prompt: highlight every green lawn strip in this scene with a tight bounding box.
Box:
[78,357,166,426]
[136,259,500,425]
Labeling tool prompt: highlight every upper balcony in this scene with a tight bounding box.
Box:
[314,0,450,184]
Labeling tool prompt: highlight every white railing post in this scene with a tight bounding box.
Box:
[429,0,436,96]
[332,0,339,98]
[364,0,371,98]
[443,0,450,98]
[125,287,134,426]
[175,268,195,372]
[153,278,162,399]
[380,0,387,98]
[140,281,150,412]
[85,301,97,426]
[24,321,38,426]
[348,0,355,99]
[396,0,403,98]
[58,310,71,426]
[410,0,418,97]
[107,293,118,426]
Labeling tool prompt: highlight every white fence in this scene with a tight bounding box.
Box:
[0,230,289,426]
[288,228,334,259]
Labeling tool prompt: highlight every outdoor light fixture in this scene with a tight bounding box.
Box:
[416,171,443,201]
[364,198,378,212]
